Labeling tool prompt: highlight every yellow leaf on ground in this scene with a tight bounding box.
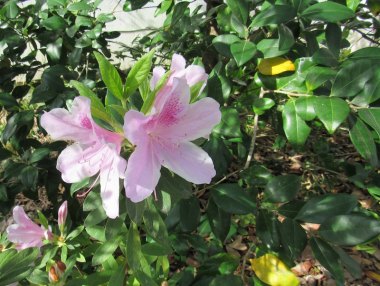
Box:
[366,271,380,283]
[250,253,300,286]
[258,57,295,75]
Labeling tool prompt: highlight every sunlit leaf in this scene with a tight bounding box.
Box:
[258,57,295,75]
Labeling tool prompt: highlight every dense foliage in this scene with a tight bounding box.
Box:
[0,0,380,285]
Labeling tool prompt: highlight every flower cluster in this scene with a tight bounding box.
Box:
[21,54,220,228]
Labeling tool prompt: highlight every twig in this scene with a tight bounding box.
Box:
[241,244,255,285]
[271,89,313,97]
[244,88,265,169]
[195,169,242,197]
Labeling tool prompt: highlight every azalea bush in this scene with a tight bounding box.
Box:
[1,0,380,285]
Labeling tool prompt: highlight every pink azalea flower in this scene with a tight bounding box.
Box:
[41,96,127,218]
[6,206,52,250]
[58,201,67,232]
[123,76,221,202]
[150,53,208,113]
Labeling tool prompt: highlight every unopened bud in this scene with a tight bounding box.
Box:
[58,201,68,233]
[49,266,59,282]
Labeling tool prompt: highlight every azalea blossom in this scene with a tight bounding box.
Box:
[41,96,127,218]
[150,53,208,113]
[123,75,221,202]
[6,206,52,250]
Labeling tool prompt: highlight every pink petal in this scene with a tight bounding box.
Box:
[99,146,127,218]
[171,54,186,72]
[161,97,221,141]
[57,143,104,183]
[40,96,95,144]
[150,66,166,90]
[124,142,161,202]
[58,201,68,228]
[123,110,150,145]
[158,141,216,184]
[154,78,190,127]
[184,65,208,87]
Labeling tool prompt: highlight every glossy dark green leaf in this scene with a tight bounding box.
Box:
[19,166,38,189]
[349,116,378,167]
[312,48,338,67]
[265,174,301,203]
[313,97,349,134]
[46,38,62,62]
[207,62,231,103]
[213,107,242,138]
[212,184,256,215]
[170,1,190,27]
[335,247,362,279]
[282,99,311,147]
[358,108,380,138]
[179,196,201,232]
[230,41,256,67]
[294,96,316,121]
[29,148,50,164]
[42,15,67,30]
[0,93,18,108]
[326,23,341,57]
[4,0,19,18]
[94,51,124,100]
[143,198,170,245]
[212,35,240,58]
[141,242,171,256]
[278,24,295,51]
[295,194,358,223]
[279,219,307,260]
[310,237,344,284]
[207,198,231,242]
[319,214,380,246]
[67,1,92,11]
[105,217,124,241]
[305,66,336,91]
[278,201,305,219]
[250,5,296,28]
[108,262,127,286]
[209,275,244,286]
[257,39,289,58]
[126,199,145,225]
[256,209,280,250]
[348,47,380,61]
[92,237,120,266]
[127,223,143,272]
[226,0,248,24]
[301,2,355,22]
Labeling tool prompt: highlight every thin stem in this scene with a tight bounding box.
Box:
[195,169,242,197]
[244,88,265,169]
[271,89,313,97]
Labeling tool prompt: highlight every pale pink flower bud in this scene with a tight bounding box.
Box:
[58,201,68,231]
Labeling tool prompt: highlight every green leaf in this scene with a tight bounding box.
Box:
[94,52,124,101]
[294,96,316,121]
[0,248,39,286]
[141,70,171,114]
[141,242,172,256]
[265,174,301,203]
[126,199,146,225]
[70,80,113,126]
[279,219,307,260]
[358,108,380,138]
[312,48,338,67]
[310,237,344,284]
[210,275,244,286]
[124,50,155,98]
[319,214,380,246]
[257,38,289,58]
[143,199,170,246]
[179,196,201,232]
[348,47,380,61]
[250,5,296,28]
[349,116,378,167]
[19,166,38,189]
[170,2,190,28]
[105,217,124,241]
[278,24,295,51]
[68,1,92,11]
[346,0,361,11]
[305,66,336,91]
[256,209,280,250]
[326,23,341,57]
[331,59,380,105]
[92,237,120,266]
[282,99,311,147]
[212,35,240,58]
[108,262,127,286]
[253,98,275,115]
[213,107,242,138]
[335,247,362,279]
[207,198,231,242]
[4,1,19,18]
[301,1,355,22]
[313,97,349,134]
[29,148,50,164]
[295,194,358,223]
[42,15,67,30]
[226,0,248,23]
[212,184,256,215]
[70,178,90,196]
[127,223,150,275]
[230,41,256,67]
[0,93,18,108]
